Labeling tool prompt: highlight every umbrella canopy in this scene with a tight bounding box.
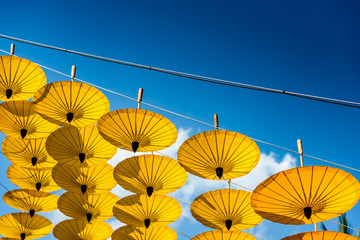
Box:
[177,130,260,180]
[2,136,57,170]
[251,166,360,225]
[112,225,177,240]
[113,194,182,228]
[113,154,187,197]
[52,163,116,194]
[0,100,59,139]
[0,212,52,239]
[191,189,263,231]
[3,189,58,217]
[97,108,177,153]
[0,56,46,101]
[33,81,110,127]
[46,125,117,167]
[53,219,112,240]
[58,192,119,222]
[281,231,360,240]
[192,230,256,240]
[7,164,60,192]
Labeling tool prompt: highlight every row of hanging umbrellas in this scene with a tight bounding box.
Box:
[0,54,359,240]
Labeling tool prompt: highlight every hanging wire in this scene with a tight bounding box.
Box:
[167,194,191,206]
[0,34,360,108]
[1,48,360,174]
[168,226,192,239]
[228,181,254,192]
[0,183,10,192]
[327,219,360,234]
[242,230,265,240]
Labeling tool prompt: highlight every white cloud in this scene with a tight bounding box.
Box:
[232,152,297,190]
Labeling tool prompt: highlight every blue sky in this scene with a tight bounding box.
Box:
[0,1,359,239]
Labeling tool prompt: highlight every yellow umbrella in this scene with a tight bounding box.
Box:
[112,225,177,240]
[113,194,182,228]
[97,108,177,153]
[46,125,117,167]
[52,163,116,194]
[191,189,262,231]
[251,166,360,225]
[33,81,110,127]
[58,192,119,222]
[53,219,112,240]
[2,136,57,170]
[0,212,52,240]
[0,56,46,101]
[3,189,58,217]
[114,154,187,197]
[177,130,260,180]
[192,230,256,240]
[7,164,60,192]
[281,231,360,240]
[0,100,59,139]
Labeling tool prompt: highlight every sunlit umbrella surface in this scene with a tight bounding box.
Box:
[2,137,56,169]
[58,192,119,222]
[178,130,260,180]
[3,189,58,217]
[0,101,58,139]
[97,108,177,153]
[0,56,46,101]
[0,212,52,239]
[281,231,360,240]
[251,166,360,225]
[7,164,60,192]
[112,225,177,240]
[114,154,187,196]
[46,125,117,167]
[33,81,110,127]
[191,189,262,231]
[52,163,116,194]
[53,219,112,240]
[113,194,182,228]
[192,230,256,240]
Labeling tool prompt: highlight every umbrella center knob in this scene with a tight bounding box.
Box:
[132,141,140,153]
[225,219,232,230]
[86,213,92,222]
[216,167,224,179]
[147,186,154,197]
[144,218,151,228]
[304,206,312,219]
[20,233,26,240]
[81,185,88,194]
[67,112,74,123]
[79,153,86,163]
[35,182,41,191]
[5,89,13,99]
[31,157,38,166]
[20,129,27,139]
[29,209,35,217]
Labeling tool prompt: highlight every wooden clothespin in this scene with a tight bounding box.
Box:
[71,65,76,81]
[138,88,143,109]
[214,114,219,130]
